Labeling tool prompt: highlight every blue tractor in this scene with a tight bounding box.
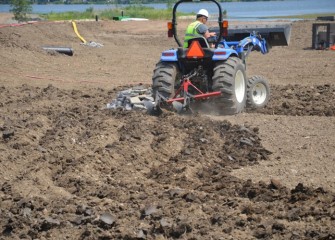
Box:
[151,0,291,114]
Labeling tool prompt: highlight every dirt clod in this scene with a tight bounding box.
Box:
[0,16,335,239]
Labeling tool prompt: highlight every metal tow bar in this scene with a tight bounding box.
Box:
[148,71,222,115]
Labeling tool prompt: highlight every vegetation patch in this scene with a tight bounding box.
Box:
[40,5,192,21]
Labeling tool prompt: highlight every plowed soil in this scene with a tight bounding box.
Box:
[0,15,335,239]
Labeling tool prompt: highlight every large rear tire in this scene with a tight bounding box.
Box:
[246,75,270,109]
[152,61,179,100]
[212,57,247,115]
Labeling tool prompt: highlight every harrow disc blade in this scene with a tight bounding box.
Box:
[143,100,162,116]
[172,101,183,113]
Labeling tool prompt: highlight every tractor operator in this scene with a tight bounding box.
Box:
[183,9,216,48]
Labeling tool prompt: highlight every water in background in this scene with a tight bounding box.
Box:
[164,0,335,19]
[0,0,334,19]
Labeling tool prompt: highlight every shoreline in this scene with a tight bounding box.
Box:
[0,12,334,25]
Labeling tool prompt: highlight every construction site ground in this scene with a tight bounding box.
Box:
[1,14,335,239]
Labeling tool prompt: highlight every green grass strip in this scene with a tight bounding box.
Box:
[40,6,192,21]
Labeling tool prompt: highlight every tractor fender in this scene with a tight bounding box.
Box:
[212,48,239,61]
[160,49,178,62]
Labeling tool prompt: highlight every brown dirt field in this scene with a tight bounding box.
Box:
[1,15,335,239]
[0,13,14,24]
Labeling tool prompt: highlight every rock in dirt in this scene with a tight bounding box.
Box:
[2,129,14,139]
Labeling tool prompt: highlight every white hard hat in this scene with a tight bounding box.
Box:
[197,9,209,18]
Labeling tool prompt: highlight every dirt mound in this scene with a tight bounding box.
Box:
[1,18,335,239]
[249,84,335,116]
[1,85,335,239]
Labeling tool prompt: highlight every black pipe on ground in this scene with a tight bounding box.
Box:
[42,46,74,56]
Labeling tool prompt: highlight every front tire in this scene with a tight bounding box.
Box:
[212,57,247,115]
[246,75,270,109]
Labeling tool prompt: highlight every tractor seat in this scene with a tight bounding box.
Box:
[188,37,209,48]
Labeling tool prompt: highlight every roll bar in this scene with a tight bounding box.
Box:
[172,0,224,48]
